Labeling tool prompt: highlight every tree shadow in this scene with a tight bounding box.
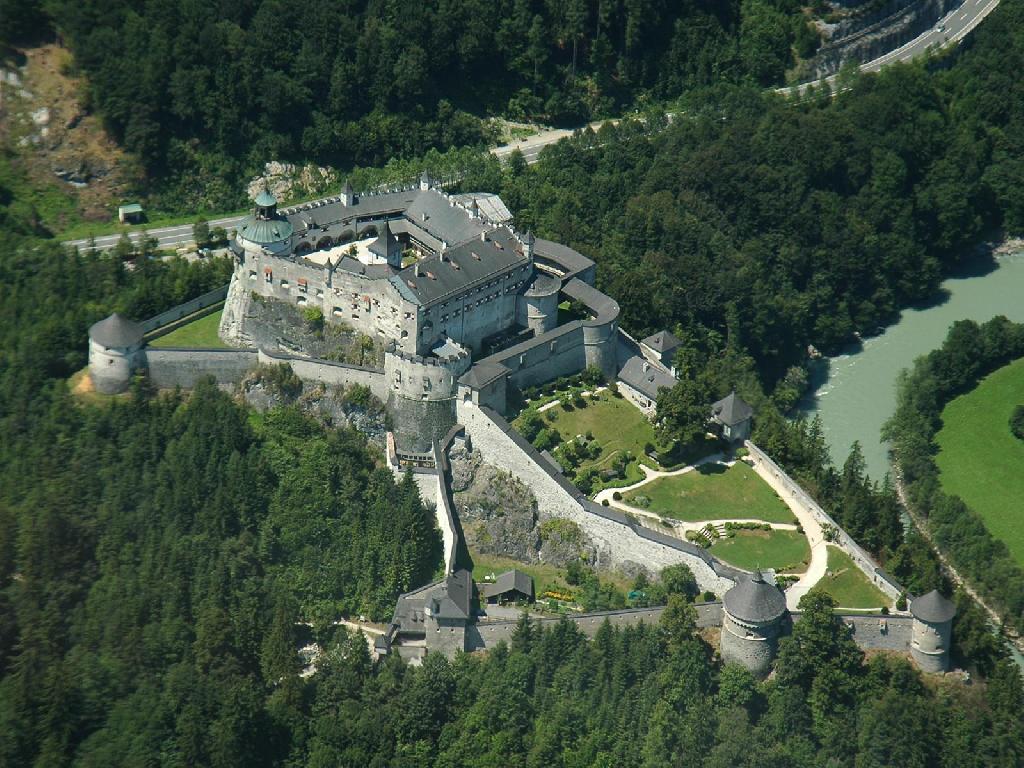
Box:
[696,462,727,476]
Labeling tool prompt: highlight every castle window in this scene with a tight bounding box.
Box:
[333,307,343,317]
[316,289,324,298]
[280,280,289,289]
[423,378,431,391]
[264,268,273,283]
[297,296,307,305]
[249,271,257,280]
[298,278,308,292]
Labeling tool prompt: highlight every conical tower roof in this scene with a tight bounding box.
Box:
[89,313,144,348]
[723,570,786,624]
[910,590,956,623]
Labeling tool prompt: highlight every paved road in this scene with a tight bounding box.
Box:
[784,0,1001,96]
[67,0,1000,253]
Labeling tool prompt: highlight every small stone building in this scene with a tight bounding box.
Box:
[711,391,754,442]
[640,330,682,371]
[909,589,956,673]
[88,313,145,394]
[118,203,143,224]
[617,356,677,415]
[375,569,475,663]
[480,569,534,605]
[720,569,788,677]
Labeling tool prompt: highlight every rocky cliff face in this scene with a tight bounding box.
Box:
[450,447,599,567]
[810,0,965,79]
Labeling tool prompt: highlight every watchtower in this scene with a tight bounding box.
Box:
[909,590,956,673]
[720,570,788,677]
[88,313,145,394]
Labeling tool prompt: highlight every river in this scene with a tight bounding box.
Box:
[798,247,1024,482]
[798,246,1024,670]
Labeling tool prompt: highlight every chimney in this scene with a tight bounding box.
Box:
[414,263,421,277]
[642,362,650,373]
[480,231,487,242]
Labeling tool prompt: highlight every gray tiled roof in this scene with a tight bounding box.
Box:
[723,570,787,624]
[459,360,509,389]
[642,330,682,354]
[392,227,529,306]
[90,313,144,348]
[533,238,594,277]
[450,192,514,224]
[482,569,534,600]
[617,355,677,401]
[910,590,956,623]
[711,392,754,427]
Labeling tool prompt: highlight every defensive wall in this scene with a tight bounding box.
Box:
[467,602,724,650]
[461,276,620,414]
[744,440,904,601]
[258,349,388,401]
[454,400,739,594]
[142,347,258,389]
[464,604,913,655]
[141,285,230,338]
[433,427,465,575]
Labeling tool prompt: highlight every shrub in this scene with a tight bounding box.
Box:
[303,306,325,332]
[896,592,908,611]
[612,491,622,501]
[1011,404,1024,440]
[602,499,609,506]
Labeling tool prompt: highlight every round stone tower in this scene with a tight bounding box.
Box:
[385,341,472,454]
[720,570,788,677]
[235,189,294,259]
[517,273,560,336]
[88,313,145,394]
[909,589,956,673]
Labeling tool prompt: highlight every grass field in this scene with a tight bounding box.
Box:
[623,462,795,524]
[811,546,890,609]
[710,529,810,573]
[148,309,227,348]
[545,393,659,474]
[468,551,631,600]
[935,356,1024,565]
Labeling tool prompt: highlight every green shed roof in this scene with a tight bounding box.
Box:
[119,203,143,213]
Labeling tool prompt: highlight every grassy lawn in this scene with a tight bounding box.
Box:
[710,529,810,573]
[935,356,1024,565]
[468,551,631,600]
[543,394,661,493]
[148,309,227,348]
[811,546,890,609]
[624,462,795,524]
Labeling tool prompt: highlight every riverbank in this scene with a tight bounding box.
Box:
[892,461,1024,660]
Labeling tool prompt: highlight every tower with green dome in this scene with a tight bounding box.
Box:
[235,188,294,257]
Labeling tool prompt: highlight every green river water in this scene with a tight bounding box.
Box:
[798,249,1024,482]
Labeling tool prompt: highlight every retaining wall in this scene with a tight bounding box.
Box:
[143,348,258,388]
[792,611,914,653]
[258,349,388,401]
[745,441,903,601]
[456,401,738,594]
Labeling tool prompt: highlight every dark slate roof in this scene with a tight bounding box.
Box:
[459,360,509,389]
[617,356,676,401]
[642,330,682,354]
[711,391,754,427]
[481,569,534,600]
[533,238,594,277]
[524,272,560,297]
[369,220,398,258]
[430,570,473,620]
[910,590,956,623]
[391,227,528,306]
[723,570,787,624]
[404,189,490,247]
[89,313,144,348]
[560,277,619,324]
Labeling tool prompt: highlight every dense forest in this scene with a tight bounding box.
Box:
[4,0,815,203]
[885,316,1024,634]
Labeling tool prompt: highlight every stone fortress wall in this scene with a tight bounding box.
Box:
[143,347,258,389]
[141,285,230,338]
[744,441,903,601]
[454,400,739,595]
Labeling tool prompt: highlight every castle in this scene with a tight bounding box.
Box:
[217,175,619,453]
[85,178,956,677]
